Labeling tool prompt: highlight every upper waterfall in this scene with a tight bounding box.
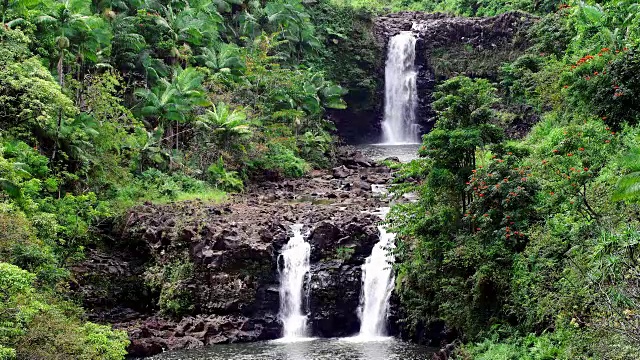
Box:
[381,31,420,145]
[278,224,311,340]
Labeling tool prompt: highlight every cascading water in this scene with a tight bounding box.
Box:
[278,224,311,340]
[381,32,419,145]
[357,208,396,339]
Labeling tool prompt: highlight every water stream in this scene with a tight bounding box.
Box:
[278,224,311,340]
[381,32,420,145]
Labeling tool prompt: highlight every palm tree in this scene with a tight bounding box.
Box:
[195,42,244,73]
[196,102,252,150]
[36,0,107,87]
[150,2,222,66]
[135,67,209,149]
[2,0,42,27]
[264,1,320,61]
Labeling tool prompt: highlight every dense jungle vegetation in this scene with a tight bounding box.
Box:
[0,0,378,357]
[383,0,640,359]
[2,0,640,358]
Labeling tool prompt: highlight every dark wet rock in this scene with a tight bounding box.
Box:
[309,261,363,337]
[127,336,166,357]
[397,315,458,348]
[309,221,341,262]
[431,341,460,360]
[332,165,352,179]
[359,181,373,191]
[124,314,281,357]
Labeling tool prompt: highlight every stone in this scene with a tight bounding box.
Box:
[332,165,352,179]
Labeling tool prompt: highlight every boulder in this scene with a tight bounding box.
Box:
[308,261,363,337]
[332,165,352,179]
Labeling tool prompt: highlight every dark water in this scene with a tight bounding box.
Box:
[355,144,420,163]
[147,338,434,360]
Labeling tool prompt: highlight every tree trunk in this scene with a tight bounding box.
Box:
[57,50,64,87]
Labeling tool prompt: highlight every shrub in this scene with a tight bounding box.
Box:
[336,246,355,260]
[0,263,129,359]
[145,260,194,317]
[249,142,310,179]
[207,157,244,192]
[114,169,225,207]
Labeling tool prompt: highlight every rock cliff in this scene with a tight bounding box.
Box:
[73,150,395,357]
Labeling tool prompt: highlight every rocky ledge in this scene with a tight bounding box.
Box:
[374,11,536,48]
[73,149,399,357]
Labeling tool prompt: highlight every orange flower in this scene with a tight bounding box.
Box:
[578,147,585,151]
[567,153,573,156]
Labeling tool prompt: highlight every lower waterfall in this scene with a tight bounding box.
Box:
[357,208,396,339]
[278,224,311,339]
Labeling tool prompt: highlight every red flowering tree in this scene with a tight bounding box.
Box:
[563,45,640,128]
[464,150,539,249]
[531,119,616,221]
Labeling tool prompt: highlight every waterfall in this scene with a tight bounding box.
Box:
[381,32,420,145]
[278,224,311,339]
[357,208,396,339]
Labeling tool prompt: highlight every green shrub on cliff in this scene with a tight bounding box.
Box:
[0,263,129,359]
[145,260,195,317]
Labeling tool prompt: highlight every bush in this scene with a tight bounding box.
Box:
[145,260,194,317]
[0,263,129,359]
[207,157,244,192]
[249,142,310,179]
[114,169,225,207]
[564,45,640,129]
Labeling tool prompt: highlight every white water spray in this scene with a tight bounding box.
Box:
[278,224,311,339]
[357,208,396,339]
[381,32,419,145]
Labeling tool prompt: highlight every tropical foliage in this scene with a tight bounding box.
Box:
[384,1,640,358]
[0,0,355,356]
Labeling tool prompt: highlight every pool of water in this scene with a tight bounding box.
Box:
[147,338,434,360]
[355,144,420,163]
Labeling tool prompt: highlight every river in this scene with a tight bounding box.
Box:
[355,144,421,163]
[146,338,434,360]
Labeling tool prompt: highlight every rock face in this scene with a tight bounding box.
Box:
[74,150,396,357]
